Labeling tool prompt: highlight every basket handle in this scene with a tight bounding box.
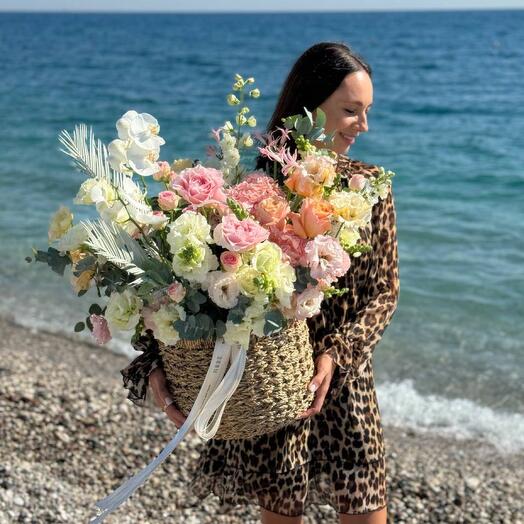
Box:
[89,338,247,523]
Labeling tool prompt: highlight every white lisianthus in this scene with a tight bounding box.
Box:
[48,206,73,243]
[244,299,267,337]
[328,191,372,228]
[149,303,186,345]
[204,271,240,309]
[57,223,89,252]
[223,320,252,348]
[167,211,213,245]
[236,266,261,298]
[105,289,142,333]
[170,236,218,284]
[250,241,282,275]
[336,226,361,248]
[295,286,324,320]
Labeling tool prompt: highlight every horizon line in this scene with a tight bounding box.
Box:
[1,6,523,14]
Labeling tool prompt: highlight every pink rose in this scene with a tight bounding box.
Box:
[349,174,367,191]
[305,235,350,284]
[90,314,112,345]
[213,214,269,253]
[167,282,186,303]
[268,225,308,267]
[153,161,173,183]
[171,165,227,206]
[253,196,290,229]
[158,190,180,211]
[220,250,242,272]
[227,172,285,212]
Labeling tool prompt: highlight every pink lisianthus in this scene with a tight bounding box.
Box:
[220,250,242,272]
[89,314,112,345]
[167,281,186,303]
[268,225,308,267]
[171,165,227,206]
[213,214,269,253]
[253,196,290,229]
[227,172,285,212]
[305,235,350,284]
[349,174,367,191]
[158,191,180,211]
[295,286,325,320]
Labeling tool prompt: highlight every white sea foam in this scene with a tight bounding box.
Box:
[377,379,524,455]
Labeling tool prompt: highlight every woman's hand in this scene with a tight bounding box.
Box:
[296,353,335,419]
[148,367,187,429]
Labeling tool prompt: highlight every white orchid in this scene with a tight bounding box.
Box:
[108,110,165,177]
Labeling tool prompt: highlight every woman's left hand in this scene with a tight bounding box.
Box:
[296,353,335,419]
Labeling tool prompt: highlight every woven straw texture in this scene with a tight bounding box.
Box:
[158,320,315,440]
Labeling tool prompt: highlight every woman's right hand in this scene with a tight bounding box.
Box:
[148,367,187,429]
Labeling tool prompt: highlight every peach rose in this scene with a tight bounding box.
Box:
[253,196,290,229]
[284,167,322,198]
[227,172,284,212]
[289,198,333,239]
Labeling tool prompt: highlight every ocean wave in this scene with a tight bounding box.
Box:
[377,379,524,455]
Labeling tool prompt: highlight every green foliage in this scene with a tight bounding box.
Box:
[294,266,318,293]
[227,295,252,324]
[343,243,373,257]
[174,313,215,340]
[184,288,207,314]
[323,286,350,299]
[226,197,250,220]
[32,247,71,276]
[263,309,285,336]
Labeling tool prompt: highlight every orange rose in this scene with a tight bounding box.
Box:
[284,167,323,198]
[253,196,290,229]
[290,198,333,239]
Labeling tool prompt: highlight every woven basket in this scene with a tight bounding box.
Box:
[158,319,315,440]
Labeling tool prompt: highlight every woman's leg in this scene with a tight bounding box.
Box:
[260,507,304,524]
[339,505,387,524]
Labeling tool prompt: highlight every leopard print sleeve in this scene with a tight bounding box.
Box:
[120,330,162,407]
[308,157,400,395]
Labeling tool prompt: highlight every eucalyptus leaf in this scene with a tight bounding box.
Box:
[263,309,285,336]
[74,321,85,332]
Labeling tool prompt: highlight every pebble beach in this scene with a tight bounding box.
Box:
[0,317,522,524]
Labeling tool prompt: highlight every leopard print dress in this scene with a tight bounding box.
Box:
[121,153,400,517]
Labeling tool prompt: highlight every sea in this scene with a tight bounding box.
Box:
[0,9,523,454]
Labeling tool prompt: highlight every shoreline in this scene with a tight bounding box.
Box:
[0,318,522,523]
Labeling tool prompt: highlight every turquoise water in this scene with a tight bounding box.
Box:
[1,10,523,452]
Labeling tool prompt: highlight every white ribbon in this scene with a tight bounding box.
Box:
[89,338,247,523]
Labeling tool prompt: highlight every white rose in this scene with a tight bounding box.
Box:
[149,304,186,345]
[105,289,142,332]
[167,211,213,246]
[204,271,240,309]
[171,237,218,284]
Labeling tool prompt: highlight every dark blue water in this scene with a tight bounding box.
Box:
[1,10,523,452]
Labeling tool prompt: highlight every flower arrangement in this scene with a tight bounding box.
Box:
[29,73,394,351]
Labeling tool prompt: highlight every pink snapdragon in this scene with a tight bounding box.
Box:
[171,165,227,206]
[214,214,269,253]
[305,235,350,284]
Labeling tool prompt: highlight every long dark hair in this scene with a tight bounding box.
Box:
[255,42,372,171]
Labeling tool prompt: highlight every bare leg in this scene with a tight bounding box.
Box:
[339,505,387,524]
[260,507,304,524]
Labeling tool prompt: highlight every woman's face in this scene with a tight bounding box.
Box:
[316,70,373,155]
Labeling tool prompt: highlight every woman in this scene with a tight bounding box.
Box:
[122,42,400,524]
